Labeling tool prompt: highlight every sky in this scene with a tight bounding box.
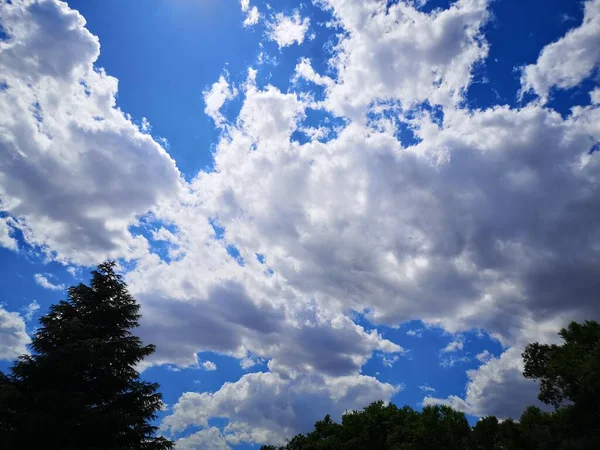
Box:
[0,0,599,448]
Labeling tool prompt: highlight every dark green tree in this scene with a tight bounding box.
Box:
[522,320,600,445]
[523,320,600,409]
[0,262,173,450]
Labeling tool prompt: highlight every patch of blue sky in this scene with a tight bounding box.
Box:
[355,317,503,424]
[367,102,422,147]
[413,0,455,14]
[129,218,180,264]
[226,244,245,266]
[292,107,348,144]
[545,70,599,117]
[67,0,263,181]
[465,0,585,111]
[209,218,226,241]
[0,241,80,336]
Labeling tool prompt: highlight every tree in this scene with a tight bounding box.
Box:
[0,262,173,450]
[522,320,600,447]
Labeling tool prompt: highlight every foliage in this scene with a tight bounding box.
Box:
[522,320,600,447]
[0,262,173,450]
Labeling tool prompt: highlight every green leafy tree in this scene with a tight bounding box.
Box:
[0,262,173,450]
[522,321,600,408]
[522,320,600,445]
[470,415,500,449]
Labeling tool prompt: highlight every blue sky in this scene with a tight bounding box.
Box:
[0,0,599,448]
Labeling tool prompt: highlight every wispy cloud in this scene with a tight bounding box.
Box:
[34,274,65,291]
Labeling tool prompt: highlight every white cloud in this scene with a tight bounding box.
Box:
[0,0,182,265]
[590,87,600,105]
[145,22,597,433]
[267,12,310,48]
[2,0,600,442]
[175,427,231,450]
[520,0,600,103]
[22,300,40,322]
[317,0,490,118]
[425,347,547,418]
[0,306,30,360]
[202,360,217,371]
[441,338,464,353]
[203,74,238,126]
[294,58,334,87]
[406,329,422,338]
[425,318,563,418]
[244,6,260,27]
[475,349,491,363]
[34,273,65,291]
[419,384,435,393]
[0,217,18,250]
[162,371,399,445]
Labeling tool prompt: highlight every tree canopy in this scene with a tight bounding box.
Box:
[0,262,173,450]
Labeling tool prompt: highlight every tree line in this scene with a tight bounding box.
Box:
[1,262,598,449]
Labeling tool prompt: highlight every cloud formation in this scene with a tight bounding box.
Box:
[267,11,310,48]
[0,306,30,360]
[34,273,65,291]
[520,0,600,103]
[0,0,182,265]
[202,360,217,371]
[1,0,599,445]
[162,371,399,445]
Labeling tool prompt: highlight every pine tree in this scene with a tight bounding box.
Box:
[0,262,173,450]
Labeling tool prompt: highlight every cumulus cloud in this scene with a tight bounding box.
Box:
[520,0,600,103]
[267,12,310,48]
[147,1,597,436]
[0,306,30,360]
[2,0,600,444]
[162,371,399,445]
[425,347,548,418]
[204,74,238,127]
[202,360,217,371]
[0,0,181,265]
[426,318,564,418]
[317,0,490,117]
[34,273,65,291]
[175,427,230,450]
